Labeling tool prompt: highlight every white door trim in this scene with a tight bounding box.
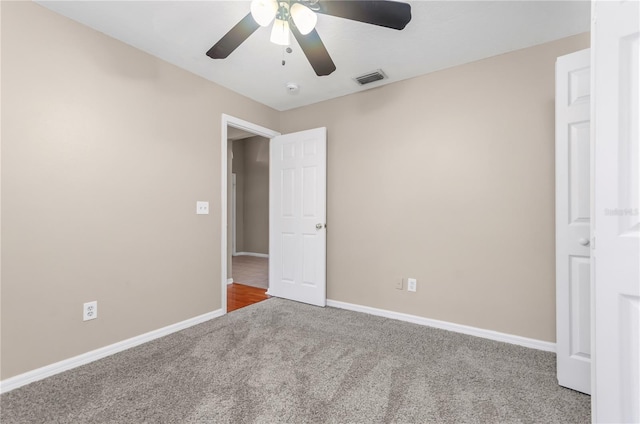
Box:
[221,114,280,314]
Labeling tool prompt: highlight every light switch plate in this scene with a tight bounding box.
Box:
[196,201,209,215]
[407,278,417,292]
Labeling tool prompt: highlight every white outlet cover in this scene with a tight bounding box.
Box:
[83,301,98,321]
[407,278,417,292]
[196,201,209,215]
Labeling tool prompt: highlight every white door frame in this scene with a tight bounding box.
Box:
[221,114,280,314]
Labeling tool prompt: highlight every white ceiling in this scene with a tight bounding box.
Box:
[35,1,590,111]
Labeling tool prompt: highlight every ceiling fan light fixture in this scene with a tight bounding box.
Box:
[208,0,412,77]
[250,0,278,27]
[270,18,290,45]
[290,3,317,35]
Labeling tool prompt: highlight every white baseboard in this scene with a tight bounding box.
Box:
[1,301,554,394]
[227,278,233,285]
[233,252,268,258]
[326,299,555,353]
[0,309,223,394]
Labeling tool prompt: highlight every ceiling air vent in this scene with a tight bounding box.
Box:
[354,69,387,86]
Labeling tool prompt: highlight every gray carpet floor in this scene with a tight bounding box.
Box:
[1,298,590,423]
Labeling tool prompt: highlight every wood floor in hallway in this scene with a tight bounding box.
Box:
[227,283,269,312]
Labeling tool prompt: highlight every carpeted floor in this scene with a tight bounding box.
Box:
[0,298,590,423]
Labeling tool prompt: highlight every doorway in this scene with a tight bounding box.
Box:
[221,115,280,313]
[228,134,271,311]
[221,115,328,313]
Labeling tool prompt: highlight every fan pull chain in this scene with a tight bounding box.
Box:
[282,46,293,66]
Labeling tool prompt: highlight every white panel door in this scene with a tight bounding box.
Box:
[592,1,640,422]
[555,48,591,395]
[269,128,326,307]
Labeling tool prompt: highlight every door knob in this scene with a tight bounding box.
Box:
[316,223,323,230]
[578,238,590,246]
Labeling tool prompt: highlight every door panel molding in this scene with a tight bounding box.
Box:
[591,1,640,421]
[555,48,591,395]
[269,128,327,307]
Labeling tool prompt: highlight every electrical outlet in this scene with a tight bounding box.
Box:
[196,201,209,215]
[407,278,417,292]
[83,301,98,321]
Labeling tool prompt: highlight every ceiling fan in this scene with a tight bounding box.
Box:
[206,0,412,76]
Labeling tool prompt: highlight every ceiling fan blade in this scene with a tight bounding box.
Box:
[291,25,336,76]
[206,13,260,59]
[316,0,411,30]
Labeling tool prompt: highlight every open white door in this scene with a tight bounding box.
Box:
[592,1,640,422]
[268,128,327,307]
[555,48,591,395]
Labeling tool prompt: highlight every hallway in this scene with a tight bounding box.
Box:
[227,255,269,312]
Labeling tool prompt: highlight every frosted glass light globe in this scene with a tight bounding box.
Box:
[250,0,278,27]
[291,3,317,35]
[270,19,291,46]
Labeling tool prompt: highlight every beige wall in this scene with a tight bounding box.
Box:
[281,33,589,343]
[226,139,239,280]
[1,0,590,381]
[0,2,279,379]
[229,136,269,259]
[237,137,269,254]
[231,140,246,253]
